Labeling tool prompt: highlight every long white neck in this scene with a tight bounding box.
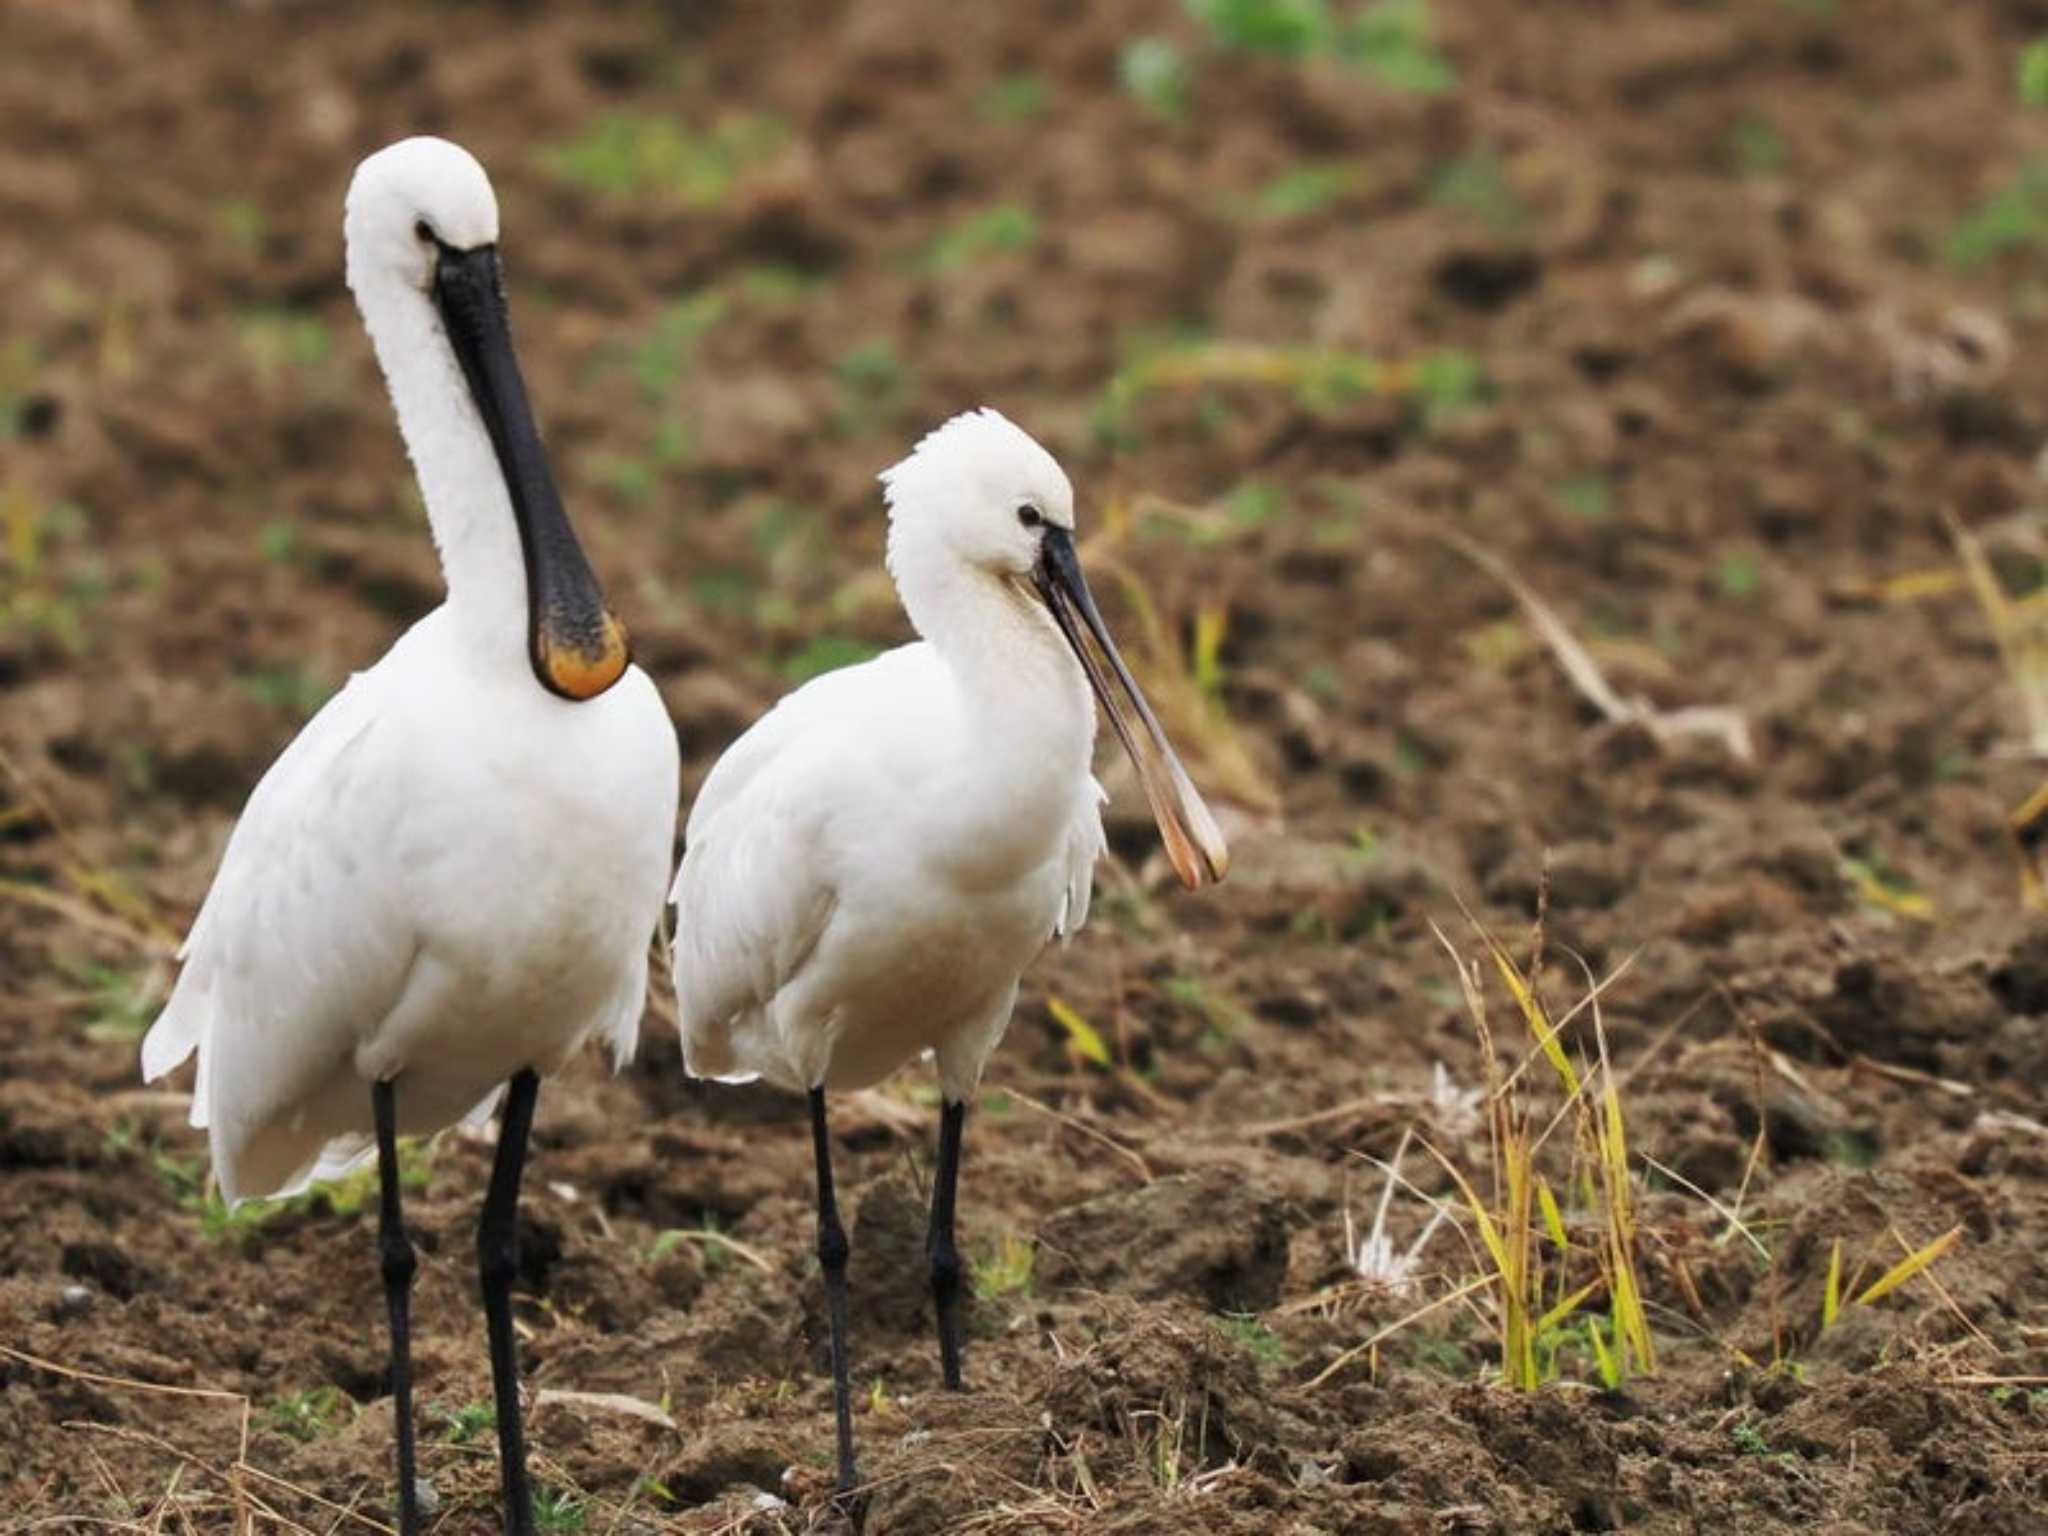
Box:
[350,270,528,660]
[890,527,1097,826]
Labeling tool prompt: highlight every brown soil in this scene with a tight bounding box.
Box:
[5,2,2048,1532]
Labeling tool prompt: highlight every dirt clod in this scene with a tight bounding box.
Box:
[1037,1168,1291,1314]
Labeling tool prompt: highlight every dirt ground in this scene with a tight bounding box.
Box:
[5,1,2048,1531]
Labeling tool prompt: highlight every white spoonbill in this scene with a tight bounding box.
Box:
[139,137,680,1536]
[668,408,1227,1514]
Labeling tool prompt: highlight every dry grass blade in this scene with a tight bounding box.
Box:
[1948,508,2048,756]
[0,1345,420,1536]
[1850,1055,1974,1098]
[1075,516,1281,819]
[1047,996,1112,1068]
[1433,526,1753,761]
[1854,1224,1962,1307]
[1589,999,1655,1377]
[2007,776,2048,911]
[0,876,177,954]
[1640,1154,1771,1264]
[58,1422,326,1536]
[530,1391,677,1432]
[837,1085,928,1139]
[1239,1093,1389,1140]
[1005,1087,1153,1183]
[1418,1128,1546,1388]
[0,745,182,953]
[1413,913,1663,1389]
[1471,917,1578,1097]
[1304,1275,1494,1389]
[649,1227,774,1273]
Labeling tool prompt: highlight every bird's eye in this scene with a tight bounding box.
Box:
[413,219,434,244]
[1017,505,1043,529]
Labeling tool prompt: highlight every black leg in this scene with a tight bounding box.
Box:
[927,1098,968,1391]
[809,1086,860,1518]
[372,1078,421,1536]
[479,1069,540,1536]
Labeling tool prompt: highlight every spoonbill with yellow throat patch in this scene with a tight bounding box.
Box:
[140,136,680,1536]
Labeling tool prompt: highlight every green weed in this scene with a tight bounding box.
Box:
[1211,481,1287,544]
[1185,0,1453,93]
[1,491,102,654]
[2023,38,2048,107]
[1163,972,1251,1051]
[590,454,658,504]
[148,1145,205,1203]
[1728,115,1788,177]
[311,1139,432,1216]
[235,663,332,721]
[1187,0,1332,56]
[834,339,910,434]
[625,293,728,403]
[216,200,267,254]
[1094,337,1489,444]
[192,1185,280,1244]
[1430,150,1527,234]
[1348,0,1457,93]
[1301,661,1343,702]
[1947,162,2048,268]
[263,1386,351,1442]
[1556,474,1613,523]
[439,1400,496,1445]
[978,73,1051,122]
[152,1126,428,1236]
[258,521,299,564]
[1821,1129,1882,1169]
[1409,1331,1475,1376]
[236,309,333,381]
[738,264,826,310]
[1409,348,1489,424]
[64,962,158,1045]
[971,1232,1036,1300]
[533,1486,587,1533]
[541,113,785,206]
[647,1219,775,1277]
[1842,846,1932,923]
[781,635,879,683]
[1216,1314,1289,1366]
[688,569,758,620]
[1120,38,1192,120]
[1717,550,1762,599]
[629,1475,677,1507]
[1731,1417,1772,1456]
[918,203,1041,274]
[1252,163,1362,220]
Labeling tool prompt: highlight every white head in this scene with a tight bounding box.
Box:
[344,137,501,295]
[339,136,630,701]
[880,408,1076,580]
[878,408,1228,890]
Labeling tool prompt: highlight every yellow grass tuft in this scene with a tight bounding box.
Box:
[1385,908,1660,1391]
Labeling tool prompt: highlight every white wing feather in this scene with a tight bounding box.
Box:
[143,663,419,1202]
[1055,776,1108,940]
[669,647,938,1077]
